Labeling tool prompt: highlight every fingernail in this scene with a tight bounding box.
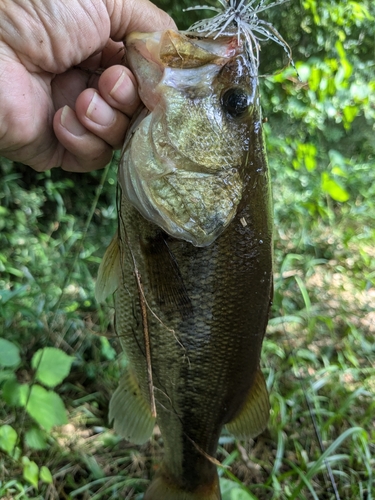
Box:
[110,68,139,107]
[61,106,86,136]
[86,92,114,126]
[110,69,127,99]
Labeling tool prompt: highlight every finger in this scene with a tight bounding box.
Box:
[54,106,113,172]
[98,65,140,116]
[59,148,113,172]
[0,55,59,170]
[78,40,125,71]
[52,68,93,111]
[100,39,125,68]
[110,0,177,41]
[75,88,130,149]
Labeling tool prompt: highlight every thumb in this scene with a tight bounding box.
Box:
[108,0,177,40]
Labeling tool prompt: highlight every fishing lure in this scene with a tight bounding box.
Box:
[185,0,293,71]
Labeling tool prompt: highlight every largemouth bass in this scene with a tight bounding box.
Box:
[96,11,276,500]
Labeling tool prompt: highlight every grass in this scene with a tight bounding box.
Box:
[1,141,374,500]
[2,0,375,497]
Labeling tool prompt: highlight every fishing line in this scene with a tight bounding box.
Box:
[278,283,341,499]
[303,385,341,500]
[117,191,181,341]
[134,266,157,418]
[50,162,111,340]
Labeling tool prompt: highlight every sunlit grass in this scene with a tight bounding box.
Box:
[1,148,374,499]
[1,0,375,491]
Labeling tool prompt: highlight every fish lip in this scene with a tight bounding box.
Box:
[126,29,244,61]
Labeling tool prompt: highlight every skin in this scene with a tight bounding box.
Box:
[0,0,176,172]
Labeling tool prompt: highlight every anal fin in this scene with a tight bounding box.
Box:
[109,366,156,445]
[225,369,270,439]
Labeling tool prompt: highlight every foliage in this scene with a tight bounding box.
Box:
[0,159,118,497]
[1,0,375,499]
[0,342,74,435]
[0,340,73,494]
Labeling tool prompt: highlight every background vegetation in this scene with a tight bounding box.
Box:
[1,0,374,498]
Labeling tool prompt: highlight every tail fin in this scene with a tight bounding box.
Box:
[144,470,221,500]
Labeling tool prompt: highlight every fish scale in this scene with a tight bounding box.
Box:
[97,28,274,500]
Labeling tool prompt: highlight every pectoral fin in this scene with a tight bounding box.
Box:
[95,232,121,303]
[225,369,270,439]
[144,232,193,318]
[109,366,156,445]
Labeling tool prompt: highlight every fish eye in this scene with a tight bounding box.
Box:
[221,88,250,118]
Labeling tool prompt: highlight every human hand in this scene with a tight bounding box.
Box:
[0,0,175,172]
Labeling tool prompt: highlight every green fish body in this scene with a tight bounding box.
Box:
[96,29,273,500]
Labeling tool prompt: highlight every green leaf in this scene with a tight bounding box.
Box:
[321,172,350,202]
[25,385,68,431]
[0,285,28,304]
[343,105,359,127]
[306,427,365,480]
[25,427,48,450]
[308,67,321,92]
[335,40,346,60]
[22,456,39,489]
[31,347,74,388]
[294,275,311,312]
[294,143,317,172]
[0,369,16,384]
[40,466,53,484]
[0,338,21,368]
[100,336,116,361]
[2,378,28,407]
[331,166,347,177]
[220,478,258,500]
[0,425,18,455]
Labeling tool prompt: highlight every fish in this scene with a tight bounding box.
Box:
[95,2,280,498]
